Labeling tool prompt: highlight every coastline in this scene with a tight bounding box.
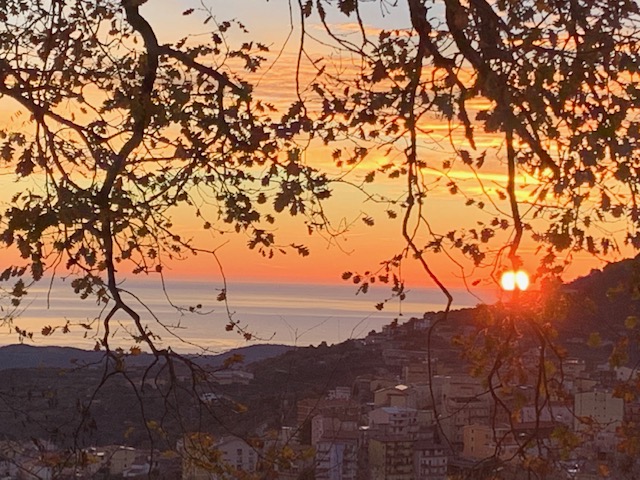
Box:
[2,279,494,354]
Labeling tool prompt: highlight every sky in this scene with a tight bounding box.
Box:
[0,0,630,338]
[131,0,616,289]
[0,0,636,351]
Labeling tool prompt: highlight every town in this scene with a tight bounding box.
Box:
[0,262,638,480]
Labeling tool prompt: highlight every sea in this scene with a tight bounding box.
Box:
[1,279,495,354]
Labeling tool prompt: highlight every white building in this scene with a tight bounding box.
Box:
[180,434,257,479]
[574,390,624,434]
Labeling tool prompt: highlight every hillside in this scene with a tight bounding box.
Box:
[562,255,640,341]
[0,343,294,370]
[0,256,638,447]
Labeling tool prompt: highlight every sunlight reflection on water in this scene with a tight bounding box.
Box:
[2,279,494,353]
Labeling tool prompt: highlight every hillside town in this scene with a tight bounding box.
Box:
[1,0,640,478]
[0,301,638,480]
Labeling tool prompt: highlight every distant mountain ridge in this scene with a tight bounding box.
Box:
[0,343,294,370]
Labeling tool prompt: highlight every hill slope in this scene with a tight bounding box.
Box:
[0,343,294,370]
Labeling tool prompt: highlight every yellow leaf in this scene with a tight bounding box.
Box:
[223,353,244,368]
[234,403,248,413]
[625,315,638,329]
[588,332,602,348]
[598,463,610,477]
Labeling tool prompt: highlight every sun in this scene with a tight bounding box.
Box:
[500,270,530,291]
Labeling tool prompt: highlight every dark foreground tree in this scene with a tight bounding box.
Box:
[0,0,334,472]
[2,0,640,478]
[301,1,640,477]
[293,0,640,289]
[282,2,640,471]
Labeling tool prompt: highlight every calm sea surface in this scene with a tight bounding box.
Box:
[2,280,495,354]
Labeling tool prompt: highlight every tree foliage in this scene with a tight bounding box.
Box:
[0,0,333,350]
[2,0,640,475]
[1,0,639,345]
[293,0,640,296]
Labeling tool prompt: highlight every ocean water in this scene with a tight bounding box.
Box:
[1,279,493,354]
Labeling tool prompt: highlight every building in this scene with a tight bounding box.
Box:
[574,390,624,434]
[315,431,359,480]
[297,398,361,433]
[122,454,158,478]
[373,385,418,409]
[518,402,573,425]
[105,446,138,477]
[413,439,447,480]
[18,459,53,480]
[180,434,257,480]
[368,406,423,436]
[210,369,254,385]
[574,390,624,451]
[564,358,587,379]
[311,413,359,446]
[368,435,414,480]
[327,386,352,401]
[440,394,491,449]
[462,424,518,462]
[382,349,428,367]
[402,363,431,385]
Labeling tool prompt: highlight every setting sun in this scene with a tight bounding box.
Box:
[500,270,530,291]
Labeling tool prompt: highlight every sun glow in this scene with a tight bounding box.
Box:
[500,270,530,291]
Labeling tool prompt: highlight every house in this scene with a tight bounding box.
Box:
[17,458,53,480]
[564,358,587,379]
[199,392,233,405]
[382,349,428,367]
[180,434,258,480]
[402,362,431,385]
[119,452,166,478]
[518,402,573,426]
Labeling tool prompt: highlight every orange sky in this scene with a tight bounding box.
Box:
[0,0,626,299]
